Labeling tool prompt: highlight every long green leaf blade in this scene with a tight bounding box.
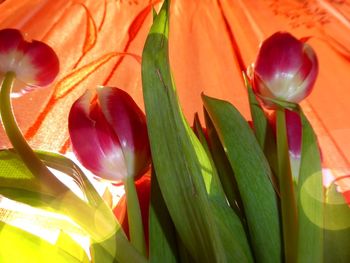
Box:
[141,1,225,261]
[246,77,278,176]
[149,169,179,263]
[142,1,252,262]
[0,221,82,263]
[0,149,146,263]
[204,109,244,218]
[324,182,350,263]
[203,94,281,263]
[56,231,90,263]
[297,110,324,263]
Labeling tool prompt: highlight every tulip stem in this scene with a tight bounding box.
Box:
[0,72,67,193]
[124,176,147,256]
[276,108,298,263]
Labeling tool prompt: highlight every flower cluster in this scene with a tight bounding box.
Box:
[0,4,348,261]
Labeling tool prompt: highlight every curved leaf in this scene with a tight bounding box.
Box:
[0,221,82,263]
[149,169,179,263]
[297,109,324,263]
[0,149,146,263]
[141,1,252,262]
[202,94,281,263]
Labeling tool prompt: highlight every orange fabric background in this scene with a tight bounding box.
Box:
[0,0,349,196]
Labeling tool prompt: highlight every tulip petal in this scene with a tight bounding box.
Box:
[255,32,305,84]
[286,110,302,158]
[281,42,318,103]
[0,28,25,74]
[286,110,302,181]
[18,40,59,87]
[0,28,59,97]
[290,44,318,102]
[92,102,128,182]
[253,32,318,106]
[68,91,105,174]
[97,87,150,179]
[69,90,127,182]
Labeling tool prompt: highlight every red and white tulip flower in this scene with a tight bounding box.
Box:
[252,32,318,108]
[0,28,63,192]
[68,86,151,183]
[0,28,59,96]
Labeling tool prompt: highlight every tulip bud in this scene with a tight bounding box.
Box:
[0,28,59,96]
[252,32,318,108]
[68,87,151,182]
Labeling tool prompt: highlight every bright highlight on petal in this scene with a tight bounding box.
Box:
[252,32,318,108]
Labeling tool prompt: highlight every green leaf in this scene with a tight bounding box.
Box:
[177,237,195,263]
[202,94,281,263]
[203,109,243,218]
[0,149,146,263]
[324,182,350,263]
[245,76,278,177]
[36,151,147,263]
[192,113,230,201]
[0,221,82,263]
[297,109,324,263]
[142,1,252,262]
[275,109,298,262]
[0,149,36,186]
[35,150,102,207]
[245,74,269,148]
[56,231,90,263]
[192,113,210,154]
[150,169,179,263]
[0,149,58,208]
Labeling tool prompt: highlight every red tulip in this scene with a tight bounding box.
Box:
[68,87,151,182]
[285,110,302,160]
[252,32,318,108]
[0,28,59,96]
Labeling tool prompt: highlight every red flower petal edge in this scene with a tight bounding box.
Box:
[0,28,59,95]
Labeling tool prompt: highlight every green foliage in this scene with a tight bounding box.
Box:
[142,1,252,262]
[203,95,281,263]
[204,109,244,219]
[0,149,146,263]
[297,109,324,263]
[149,169,179,263]
[245,75,277,177]
[324,183,350,263]
[0,221,83,263]
[0,149,58,209]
